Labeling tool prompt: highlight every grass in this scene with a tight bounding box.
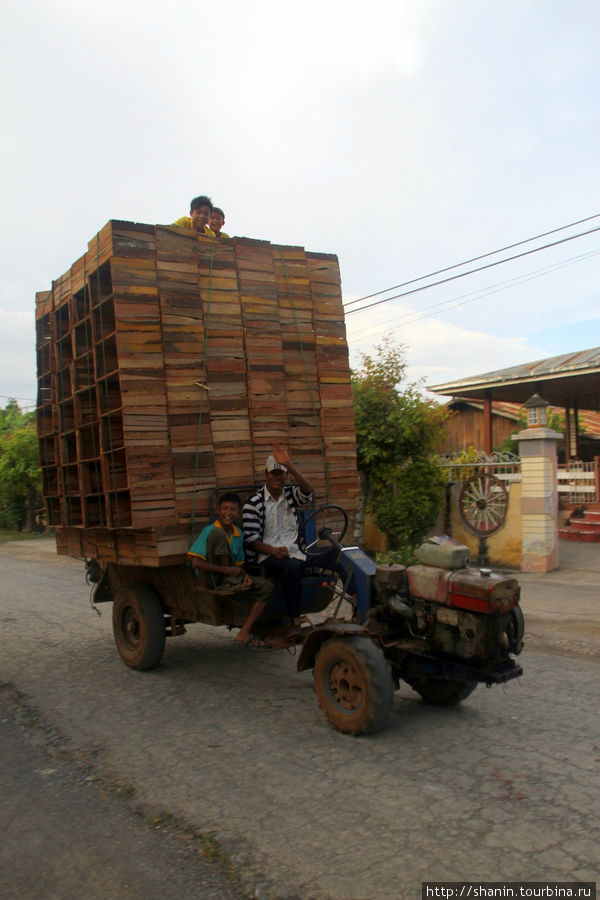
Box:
[0,529,53,544]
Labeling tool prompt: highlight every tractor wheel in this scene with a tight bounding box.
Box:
[412,679,477,706]
[112,583,166,671]
[314,636,394,735]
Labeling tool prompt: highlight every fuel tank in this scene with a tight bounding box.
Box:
[406,564,520,614]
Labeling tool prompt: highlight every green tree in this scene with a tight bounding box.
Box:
[1,398,27,433]
[352,339,448,551]
[0,400,42,531]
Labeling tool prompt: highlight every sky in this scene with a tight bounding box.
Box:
[1,0,599,412]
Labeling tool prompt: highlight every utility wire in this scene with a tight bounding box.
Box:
[349,248,600,335]
[346,248,600,344]
[343,213,600,308]
[345,224,600,317]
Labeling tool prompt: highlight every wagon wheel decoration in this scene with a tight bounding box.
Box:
[458,472,509,538]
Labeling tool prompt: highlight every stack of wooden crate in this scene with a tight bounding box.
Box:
[35,221,358,567]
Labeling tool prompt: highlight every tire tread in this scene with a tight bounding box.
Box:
[112,582,166,670]
[314,635,394,735]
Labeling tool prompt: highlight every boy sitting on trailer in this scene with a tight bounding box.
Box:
[172,194,216,236]
[187,492,274,649]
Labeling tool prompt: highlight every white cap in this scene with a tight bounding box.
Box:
[265,455,287,473]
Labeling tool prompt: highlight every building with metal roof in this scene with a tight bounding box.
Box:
[439,397,600,459]
[428,347,600,456]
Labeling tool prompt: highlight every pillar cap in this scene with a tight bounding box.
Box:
[514,427,562,441]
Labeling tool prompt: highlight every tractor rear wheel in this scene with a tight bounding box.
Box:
[412,679,477,706]
[314,636,394,735]
[112,583,166,670]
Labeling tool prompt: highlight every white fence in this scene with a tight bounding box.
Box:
[441,452,599,505]
[557,461,598,504]
[440,451,521,485]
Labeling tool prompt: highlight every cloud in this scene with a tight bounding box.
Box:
[1,0,598,407]
[347,302,539,390]
[0,306,37,404]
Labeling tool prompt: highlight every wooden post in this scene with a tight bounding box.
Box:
[572,399,580,460]
[483,390,492,454]
[564,403,572,461]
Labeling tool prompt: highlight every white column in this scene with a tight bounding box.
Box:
[515,426,561,571]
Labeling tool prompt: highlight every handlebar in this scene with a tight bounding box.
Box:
[318,526,344,553]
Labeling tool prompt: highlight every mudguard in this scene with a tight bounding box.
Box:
[296,622,369,672]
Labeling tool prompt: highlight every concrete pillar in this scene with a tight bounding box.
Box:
[516,426,562,571]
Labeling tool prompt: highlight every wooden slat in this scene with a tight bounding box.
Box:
[36,222,358,566]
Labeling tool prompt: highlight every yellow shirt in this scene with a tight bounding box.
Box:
[172,216,215,237]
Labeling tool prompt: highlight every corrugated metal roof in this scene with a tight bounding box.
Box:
[579,409,600,439]
[429,346,600,408]
[431,347,600,392]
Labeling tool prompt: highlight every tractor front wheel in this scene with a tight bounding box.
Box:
[314,636,394,735]
[112,583,166,670]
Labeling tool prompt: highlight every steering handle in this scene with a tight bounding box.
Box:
[318,526,344,553]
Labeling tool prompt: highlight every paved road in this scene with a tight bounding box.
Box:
[516,540,600,660]
[1,537,599,899]
[0,690,244,900]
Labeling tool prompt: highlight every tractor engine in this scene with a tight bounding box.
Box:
[372,541,524,667]
[404,564,523,662]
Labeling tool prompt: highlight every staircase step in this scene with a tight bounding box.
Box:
[567,518,600,532]
[559,527,600,543]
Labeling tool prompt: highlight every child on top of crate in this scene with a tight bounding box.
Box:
[209,206,230,239]
[172,195,215,236]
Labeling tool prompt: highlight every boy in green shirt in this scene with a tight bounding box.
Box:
[188,492,274,648]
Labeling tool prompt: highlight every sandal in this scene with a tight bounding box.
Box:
[233,633,290,651]
[233,634,275,651]
[246,636,276,652]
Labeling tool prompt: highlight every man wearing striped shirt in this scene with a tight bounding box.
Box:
[242,444,345,637]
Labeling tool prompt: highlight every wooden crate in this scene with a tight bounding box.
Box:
[36,221,358,566]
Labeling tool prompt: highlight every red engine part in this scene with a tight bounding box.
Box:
[406,564,520,614]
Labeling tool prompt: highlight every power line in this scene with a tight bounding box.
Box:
[349,248,600,336]
[345,224,600,317]
[346,248,600,344]
[343,212,600,308]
